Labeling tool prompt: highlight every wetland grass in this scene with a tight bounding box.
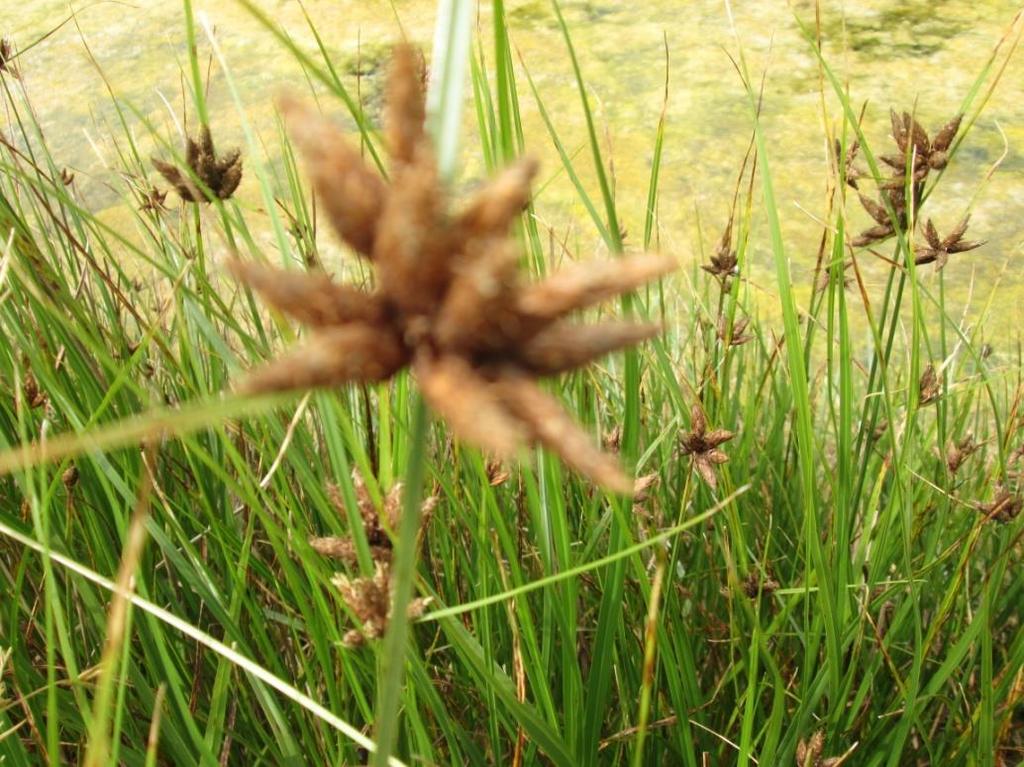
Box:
[0,2,1022,766]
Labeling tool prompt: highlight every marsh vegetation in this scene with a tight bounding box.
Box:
[0,2,1022,765]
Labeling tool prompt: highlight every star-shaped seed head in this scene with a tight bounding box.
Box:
[701,221,738,284]
[139,187,168,214]
[0,37,19,79]
[152,125,242,203]
[914,216,984,271]
[944,435,980,475]
[885,110,962,176]
[332,561,432,648]
[852,110,963,251]
[230,44,673,494]
[717,315,753,347]
[740,570,780,599]
[309,469,438,566]
[976,485,1022,524]
[678,405,734,490]
[886,110,962,174]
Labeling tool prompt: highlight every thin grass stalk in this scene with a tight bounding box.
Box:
[0,519,407,765]
[372,399,428,766]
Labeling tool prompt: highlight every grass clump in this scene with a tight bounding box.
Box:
[0,3,1022,767]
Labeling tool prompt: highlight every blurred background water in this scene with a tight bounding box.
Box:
[9,0,1024,339]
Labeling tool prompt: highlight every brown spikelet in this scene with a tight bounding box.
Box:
[515,321,662,375]
[21,373,47,410]
[372,146,451,314]
[456,158,539,240]
[61,465,80,489]
[228,259,385,327]
[0,37,20,79]
[918,364,940,405]
[858,194,889,225]
[279,96,386,257]
[494,375,633,494]
[239,325,407,395]
[139,187,168,213]
[932,114,963,153]
[701,220,739,282]
[945,435,980,475]
[516,254,676,322]
[796,731,825,766]
[717,316,753,347]
[977,485,1022,524]
[914,216,983,271]
[232,44,671,493]
[310,470,438,566]
[309,536,364,565]
[385,44,427,166]
[414,354,527,459]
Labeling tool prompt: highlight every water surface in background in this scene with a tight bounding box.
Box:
[11,0,1024,339]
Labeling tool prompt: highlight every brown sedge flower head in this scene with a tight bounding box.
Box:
[678,404,734,490]
[883,110,962,178]
[230,44,674,493]
[61,465,80,489]
[851,110,963,250]
[309,468,438,566]
[833,137,861,189]
[717,315,753,347]
[139,187,168,214]
[976,485,1022,524]
[944,434,980,475]
[0,37,19,79]
[332,561,431,648]
[152,124,242,203]
[918,363,940,405]
[19,372,47,410]
[738,569,779,600]
[701,220,738,284]
[795,730,843,767]
[914,216,983,271]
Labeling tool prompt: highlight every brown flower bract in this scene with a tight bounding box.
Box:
[309,469,438,566]
[678,405,734,490]
[152,125,242,203]
[231,44,674,493]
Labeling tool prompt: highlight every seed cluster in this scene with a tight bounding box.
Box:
[309,469,437,567]
[231,44,673,493]
[847,110,982,271]
[678,405,734,490]
[152,125,243,203]
[310,470,438,647]
[0,37,18,79]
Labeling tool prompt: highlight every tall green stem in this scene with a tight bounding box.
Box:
[372,399,428,767]
[372,4,472,763]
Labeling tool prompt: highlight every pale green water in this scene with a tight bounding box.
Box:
[10,0,1024,338]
